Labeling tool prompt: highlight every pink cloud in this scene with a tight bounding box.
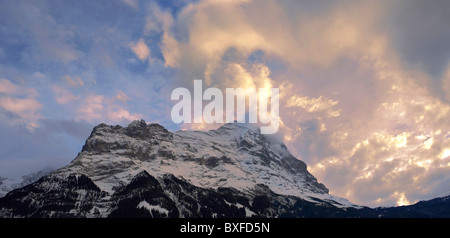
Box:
[113,90,130,103]
[77,93,141,123]
[0,97,42,130]
[107,107,141,122]
[0,78,19,94]
[130,39,151,62]
[78,95,104,121]
[63,75,84,87]
[0,97,42,116]
[0,79,42,129]
[51,85,79,104]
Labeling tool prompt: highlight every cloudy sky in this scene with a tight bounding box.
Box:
[1,0,450,207]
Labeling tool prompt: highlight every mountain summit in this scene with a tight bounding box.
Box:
[2,120,449,218]
[76,120,331,199]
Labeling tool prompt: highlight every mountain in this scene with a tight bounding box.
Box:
[0,120,449,218]
[0,168,53,198]
[0,177,11,198]
[373,194,450,218]
[0,177,14,198]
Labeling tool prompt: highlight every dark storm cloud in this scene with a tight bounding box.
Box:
[387,0,450,100]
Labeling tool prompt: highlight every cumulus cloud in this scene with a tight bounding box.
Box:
[130,38,151,62]
[160,0,385,84]
[0,78,19,94]
[158,0,450,207]
[443,66,450,102]
[0,79,42,129]
[286,95,341,117]
[305,54,450,207]
[77,95,105,121]
[77,93,142,124]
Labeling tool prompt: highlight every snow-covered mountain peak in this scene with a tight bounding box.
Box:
[54,119,357,208]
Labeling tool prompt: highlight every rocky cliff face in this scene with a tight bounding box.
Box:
[70,120,332,198]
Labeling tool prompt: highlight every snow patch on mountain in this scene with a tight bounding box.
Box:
[137,201,169,217]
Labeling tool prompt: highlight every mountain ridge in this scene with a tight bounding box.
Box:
[1,120,449,218]
[62,120,337,203]
[0,168,53,198]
